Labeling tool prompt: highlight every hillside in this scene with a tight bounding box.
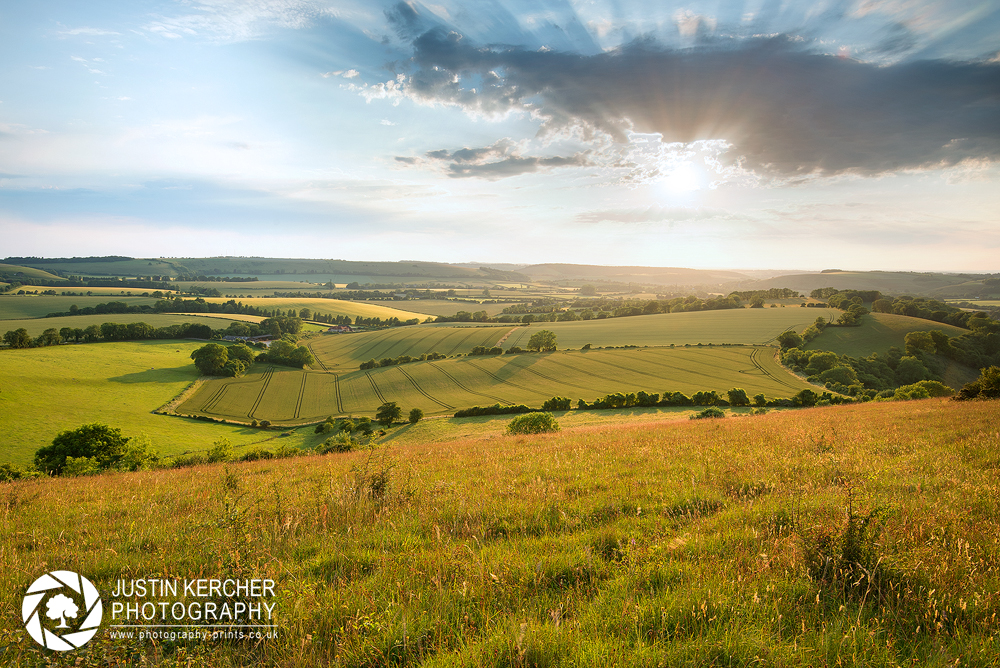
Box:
[2,399,997,665]
[803,312,967,357]
[748,270,987,297]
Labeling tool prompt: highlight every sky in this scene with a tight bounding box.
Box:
[1,0,999,271]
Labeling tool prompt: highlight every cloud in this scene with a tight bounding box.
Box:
[575,206,732,225]
[58,27,121,37]
[376,12,1000,177]
[404,138,591,179]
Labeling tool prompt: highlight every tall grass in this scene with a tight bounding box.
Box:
[1,398,998,666]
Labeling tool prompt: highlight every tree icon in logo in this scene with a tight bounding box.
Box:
[47,594,80,629]
[22,571,102,651]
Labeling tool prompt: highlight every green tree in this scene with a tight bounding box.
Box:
[34,423,131,475]
[955,365,1000,400]
[36,328,61,347]
[776,330,803,349]
[506,412,560,435]
[227,342,256,366]
[3,328,32,349]
[408,408,424,424]
[191,343,229,375]
[727,388,750,406]
[376,402,402,426]
[527,329,557,352]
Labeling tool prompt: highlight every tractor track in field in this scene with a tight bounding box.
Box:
[505,356,614,393]
[507,327,529,349]
[393,328,440,359]
[395,366,455,410]
[249,366,275,418]
[308,342,330,371]
[351,330,400,362]
[465,359,569,397]
[366,372,388,404]
[598,347,758,385]
[542,354,676,388]
[746,347,804,391]
[444,330,480,356]
[334,374,344,413]
[428,363,513,405]
[293,373,308,419]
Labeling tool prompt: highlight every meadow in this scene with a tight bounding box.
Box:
[1,398,997,666]
[803,313,968,357]
[0,341,318,466]
[200,297,432,322]
[0,313,250,337]
[0,295,162,320]
[177,346,815,425]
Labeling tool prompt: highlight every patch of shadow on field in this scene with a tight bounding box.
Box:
[108,366,194,384]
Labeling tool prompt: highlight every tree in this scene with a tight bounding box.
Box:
[191,343,229,375]
[776,330,803,349]
[36,328,61,347]
[376,402,402,426]
[3,328,32,349]
[579,285,597,296]
[408,408,423,424]
[227,343,256,365]
[727,388,750,406]
[506,412,560,435]
[527,330,557,352]
[34,423,131,475]
[955,365,1000,400]
[46,593,79,629]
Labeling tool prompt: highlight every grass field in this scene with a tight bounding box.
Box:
[0,295,162,320]
[804,313,968,357]
[8,284,179,297]
[1,398,997,666]
[361,299,516,317]
[0,312,250,337]
[0,264,66,281]
[177,346,816,424]
[509,307,841,350]
[200,296,432,321]
[0,341,323,466]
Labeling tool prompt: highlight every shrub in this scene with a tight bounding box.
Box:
[319,433,354,454]
[541,396,572,411]
[238,448,274,462]
[506,412,561,435]
[690,407,725,420]
[62,456,101,477]
[955,365,1000,400]
[408,408,423,424]
[34,423,131,475]
[206,438,232,463]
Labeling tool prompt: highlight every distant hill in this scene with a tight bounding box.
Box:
[804,312,967,358]
[746,271,992,297]
[0,263,66,282]
[518,263,752,287]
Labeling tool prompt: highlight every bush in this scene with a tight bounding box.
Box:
[955,365,1000,400]
[506,412,560,435]
[238,448,274,462]
[541,396,572,411]
[318,433,354,454]
[62,456,101,477]
[690,407,725,420]
[206,438,232,463]
[408,408,423,424]
[34,423,132,475]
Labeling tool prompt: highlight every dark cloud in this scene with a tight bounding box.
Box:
[390,15,1000,176]
[409,139,590,179]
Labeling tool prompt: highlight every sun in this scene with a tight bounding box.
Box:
[662,161,706,194]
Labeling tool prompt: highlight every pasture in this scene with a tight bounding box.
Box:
[176,346,815,424]
[803,312,968,357]
[6,284,177,297]
[0,312,249,337]
[1,399,997,666]
[200,296,432,322]
[0,263,65,281]
[0,295,161,320]
[509,307,841,349]
[0,341,294,466]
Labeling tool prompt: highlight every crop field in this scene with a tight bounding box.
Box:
[0,263,65,280]
[360,299,516,317]
[2,399,997,666]
[177,346,815,424]
[0,295,162,320]
[0,312,250,337]
[309,324,512,369]
[7,284,179,297]
[0,341,295,466]
[510,307,841,349]
[200,296,432,321]
[804,312,968,357]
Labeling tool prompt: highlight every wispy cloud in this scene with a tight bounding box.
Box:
[400,138,591,179]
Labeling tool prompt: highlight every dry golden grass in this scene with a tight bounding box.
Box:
[1,398,998,666]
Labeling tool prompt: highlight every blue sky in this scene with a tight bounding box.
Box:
[1,0,998,270]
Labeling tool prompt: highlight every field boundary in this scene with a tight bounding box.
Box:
[155,378,208,415]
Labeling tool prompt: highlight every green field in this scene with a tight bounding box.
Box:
[0,263,66,281]
[10,284,179,297]
[176,346,815,424]
[804,312,968,357]
[201,296,432,321]
[0,312,250,337]
[0,341,309,466]
[509,308,840,350]
[0,295,162,320]
[361,299,517,317]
